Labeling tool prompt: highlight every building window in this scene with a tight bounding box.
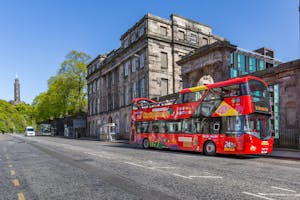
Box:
[161,79,168,96]
[161,52,168,69]
[97,98,100,113]
[160,26,167,36]
[106,96,109,112]
[112,95,115,110]
[125,86,129,105]
[249,57,257,73]
[132,82,137,99]
[131,32,137,43]
[190,33,197,44]
[139,25,145,37]
[140,78,145,97]
[125,61,129,76]
[105,76,109,89]
[111,73,115,86]
[230,53,234,67]
[140,53,145,68]
[93,81,96,93]
[93,99,96,115]
[132,58,136,73]
[273,84,279,139]
[237,54,246,75]
[178,30,185,40]
[88,84,91,96]
[124,39,129,48]
[115,118,120,134]
[125,114,129,132]
[97,79,100,92]
[202,38,208,45]
[230,68,237,78]
[259,59,265,70]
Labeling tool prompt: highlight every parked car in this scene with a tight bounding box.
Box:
[25,126,35,136]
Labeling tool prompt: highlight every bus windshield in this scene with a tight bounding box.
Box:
[244,114,272,140]
[247,80,269,102]
[222,114,272,140]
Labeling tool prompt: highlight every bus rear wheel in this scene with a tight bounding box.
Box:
[204,141,216,156]
[142,138,150,149]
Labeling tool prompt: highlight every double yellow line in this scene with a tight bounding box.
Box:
[8,165,26,200]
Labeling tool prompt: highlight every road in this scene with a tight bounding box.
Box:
[0,134,299,200]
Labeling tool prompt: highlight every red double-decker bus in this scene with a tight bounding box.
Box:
[130,76,273,156]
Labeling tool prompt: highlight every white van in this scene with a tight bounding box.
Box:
[25,126,35,136]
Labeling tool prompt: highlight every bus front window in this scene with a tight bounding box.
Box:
[222,116,244,136]
[247,80,269,102]
[244,114,272,140]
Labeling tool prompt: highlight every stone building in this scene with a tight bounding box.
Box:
[178,41,299,149]
[254,59,300,149]
[87,14,224,139]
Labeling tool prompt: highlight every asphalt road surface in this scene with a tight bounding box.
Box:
[0,134,299,200]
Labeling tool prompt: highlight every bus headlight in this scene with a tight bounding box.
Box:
[250,145,257,151]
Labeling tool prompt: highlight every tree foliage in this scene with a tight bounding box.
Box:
[33,50,91,123]
[0,100,35,133]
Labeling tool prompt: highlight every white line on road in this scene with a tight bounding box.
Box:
[189,175,223,179]
[172,173,192,179]
[124,161,223,180]
[152,166,176,169]
[84,151,112,160]
[258,193,300,197]
[271,186,296,193]
[124,161,153,169]
[84,152,97,156]
[242,192,275,200]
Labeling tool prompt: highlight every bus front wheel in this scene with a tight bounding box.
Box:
[204,141,216,156]
[142,138,150,149]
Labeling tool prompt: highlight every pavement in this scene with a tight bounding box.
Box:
[268,148,300,160]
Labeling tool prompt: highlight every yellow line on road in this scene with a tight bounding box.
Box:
[17,192,26,200]
[12,179,20,187]
[10,170,16,176]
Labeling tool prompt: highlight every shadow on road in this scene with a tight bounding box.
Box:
[104,142,262,160]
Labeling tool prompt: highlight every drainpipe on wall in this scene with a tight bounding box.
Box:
[171,16,176,94]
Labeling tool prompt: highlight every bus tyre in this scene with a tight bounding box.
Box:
[142,138,150,149]
[204,141,216,156]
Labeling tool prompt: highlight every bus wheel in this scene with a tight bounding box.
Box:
[142,138,150,149]
[204,141,216,156]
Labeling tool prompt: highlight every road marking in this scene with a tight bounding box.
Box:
[9,164,13,168]
[5,155,9,159]
[152,167,176,169]
[85,152,97,156]
[242,192,275,200]
[189,175,223,179]
[271,186,296,193]
[124,161,153,169]
[172,173,192,180]
[10,170,16,176]
[258,193,300,197]
[84,151,112,160]
[18,192,25,200]
[12,179,20,187]
[125,161,222,180]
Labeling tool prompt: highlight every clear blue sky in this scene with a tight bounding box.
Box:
[0,0,299,104]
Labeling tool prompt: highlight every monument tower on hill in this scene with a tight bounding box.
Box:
[14,74,21,104]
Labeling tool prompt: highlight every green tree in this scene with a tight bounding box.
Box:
[58,50,90,112]
[0,100,34,133]
[33,50,91,123]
